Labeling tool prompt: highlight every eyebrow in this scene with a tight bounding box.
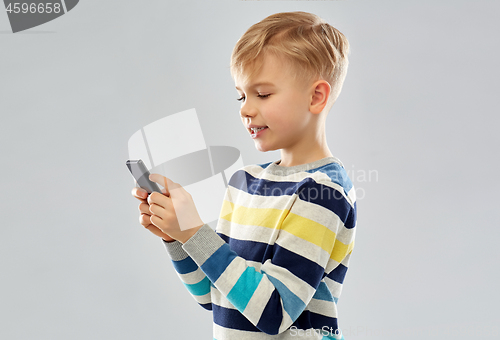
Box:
[235,82,276,91]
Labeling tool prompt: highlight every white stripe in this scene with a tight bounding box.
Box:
[228,185,295,210]
[217,218,281,244]
[325,252,355,278]
[241,162,353,207]
[277,312,294,334]
[324,277,343,298]
[335,227,356,251]
[244,163,342,186]
[214,257,247,293]
[275,230,331,267]
[288,197,344,233]
[211,289,236,310]
[192,292,212,305]
[177,268,207,285]
[288,196,355,246]
[336,227,356,247]
[247,260,263,271]
[340,252,353,267]
[228,179,353,242]
[324,260,342,274]
[243,277,275,324]
[347,186,357,206]
[306,298,338,318]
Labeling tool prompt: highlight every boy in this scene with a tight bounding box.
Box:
[132,11,356,339]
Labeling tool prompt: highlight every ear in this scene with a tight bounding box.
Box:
[309,80,331,114]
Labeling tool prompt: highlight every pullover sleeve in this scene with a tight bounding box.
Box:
[163,239,213,310]
[181,179,356,335]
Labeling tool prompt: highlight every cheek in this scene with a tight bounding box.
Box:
[267,100,300,130]
[268,113,293,135]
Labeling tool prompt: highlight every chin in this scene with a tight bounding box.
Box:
[255,143,277,153]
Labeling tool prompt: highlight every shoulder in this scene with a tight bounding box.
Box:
[296,161,357,230]
[303,160,356,207]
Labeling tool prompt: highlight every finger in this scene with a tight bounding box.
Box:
[150,214,164,230]
[147,191,170,209]
[149,203,167,220]
[149,174,182,196]
[139,202,150,215]
[139,213,153,228]
[149,173,170,197]
[132,187,148,201]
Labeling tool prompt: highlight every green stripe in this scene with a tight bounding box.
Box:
[227,266,263,312]
[184,276,211,296]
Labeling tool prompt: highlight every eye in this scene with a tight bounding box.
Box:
[237,96,245,102]
[257,94,271,99]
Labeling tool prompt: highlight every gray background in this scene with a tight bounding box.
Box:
[1,0,499,339]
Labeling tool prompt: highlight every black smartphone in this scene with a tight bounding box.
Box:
[126,159,162,194]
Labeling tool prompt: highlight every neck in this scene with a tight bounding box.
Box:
[278,131,332,167]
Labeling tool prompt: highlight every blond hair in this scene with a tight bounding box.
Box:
[231,11,350,105]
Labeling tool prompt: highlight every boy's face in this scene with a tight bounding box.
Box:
[235,54,314,154]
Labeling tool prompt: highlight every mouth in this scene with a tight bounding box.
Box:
[249,126,268,138]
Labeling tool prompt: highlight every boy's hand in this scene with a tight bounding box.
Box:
[131,187,175,242]
[147,174,204,244]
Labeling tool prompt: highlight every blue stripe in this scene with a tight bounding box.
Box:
[327,263,348,284]
[200,243,237,283]
[257,289,282,335]
[200,302,213,311]
[313,282,334,302]
[253,160,354,198]
[171,256,198,274]
[272,244,324,289]
[264,272,305,322]
[217,234,274,264]
[229,171,353,226]
[227,267,263,312]
[297,178,352,226]
[257,161,273,169]
[211,290,340,336]
[217,236,325,290]
[212,304,260,332]
[217,232,229,243]
[229,170,301,197]
[344,201,357,229]
[184,276,211,296]
[310,312,338,332]
[292,310,339,335]
[307,162,353,195]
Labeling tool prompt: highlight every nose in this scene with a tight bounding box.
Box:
[239,100,257,119]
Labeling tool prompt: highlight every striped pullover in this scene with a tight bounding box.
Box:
[163,156,357,339]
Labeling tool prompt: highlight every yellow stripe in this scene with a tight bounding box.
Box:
[220,200,354,263]
[220,199,234,220]
[281,212,337,254]
[220,201,288,229]
[331,238,355,263]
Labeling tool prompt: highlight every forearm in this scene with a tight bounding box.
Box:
[163,239,213,310]
[182,225,314,335]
